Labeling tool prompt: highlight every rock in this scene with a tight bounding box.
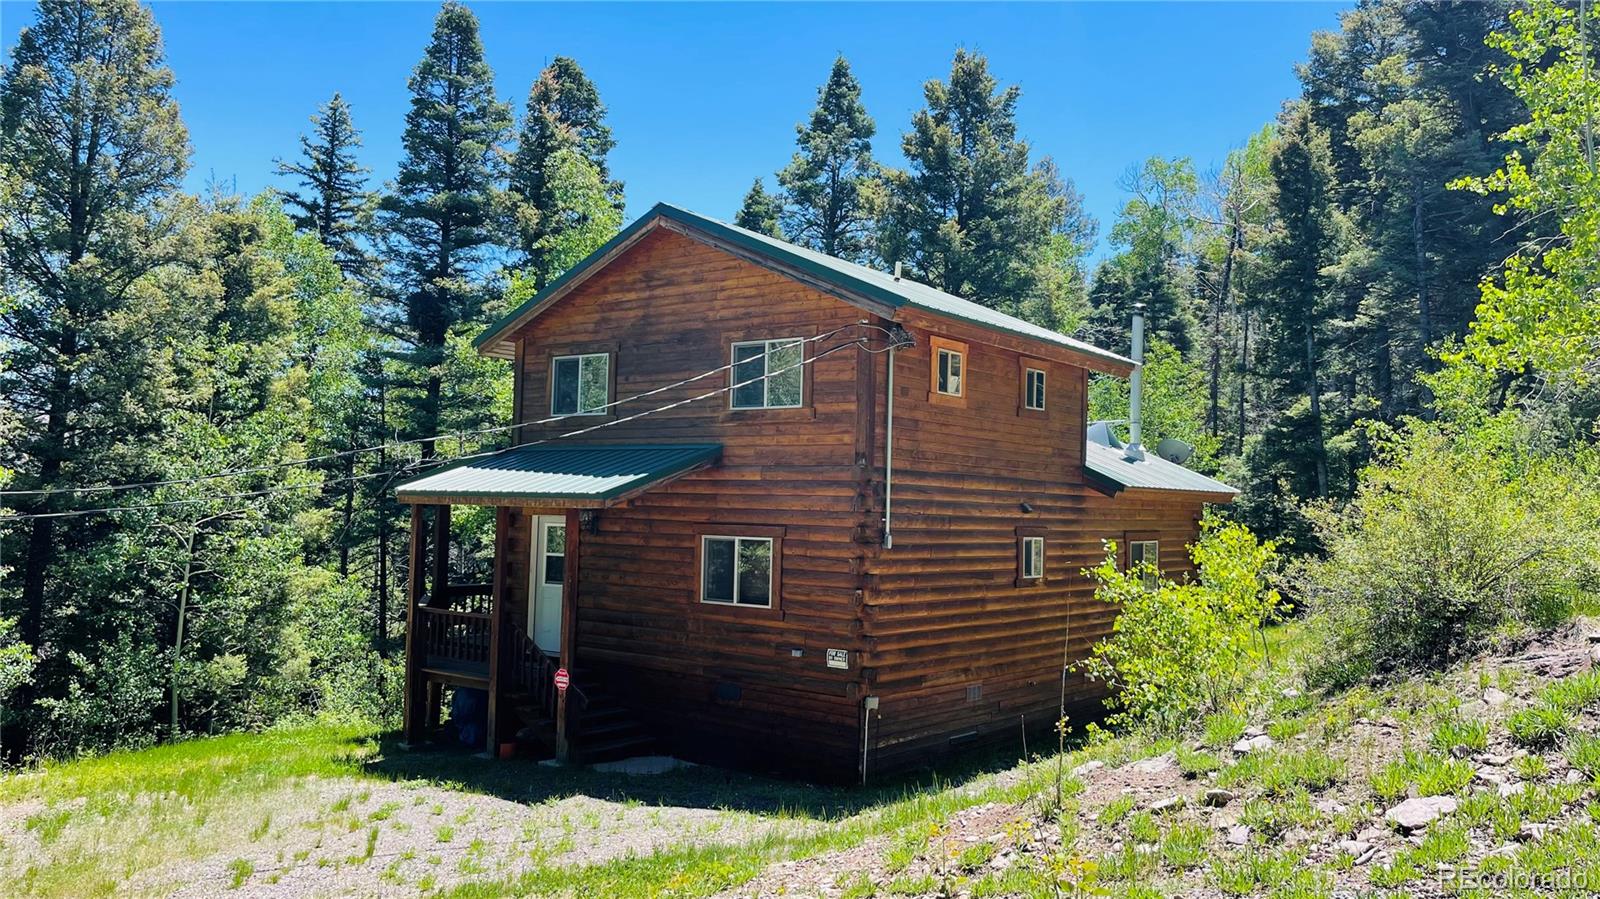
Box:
[1232,734,1275,755]
[1483,687,1511,707]
[1357,826,1386,842]
[1586,630,1600,644]
[1338,839,1373,858]
[1458,699,1489,718]
[1566,769,1587,785]
[1377,716,1400,729]
[1497,781,1525,799]
[1243,725,1267,738]
[1518,822,1550,843]
[1385,796,1458,832]
[1315,798,1347,815]
[1355,845,1380,866]
[1281,687,1302,699]
[1450,744,1476,759]
[1070,760,1104,778]
[1149,796,1185,813]
[1477,752,1513,767]
[1226,824,1251,846]
[1475,768,1505,785]
[1203,789,1237,808]
[1133,752,1174,774]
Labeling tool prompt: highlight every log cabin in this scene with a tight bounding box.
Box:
[394,202,1236,781]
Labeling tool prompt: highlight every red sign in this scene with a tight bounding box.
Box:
[553,668,570,693]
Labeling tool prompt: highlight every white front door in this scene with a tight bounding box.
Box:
[529,516,566,655]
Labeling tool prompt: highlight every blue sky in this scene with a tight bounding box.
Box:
[1,1,1346,258]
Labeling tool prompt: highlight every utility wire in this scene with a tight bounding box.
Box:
[0,322,891,500]
[0,331,911,523]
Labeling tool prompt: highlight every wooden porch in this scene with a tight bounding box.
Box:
[401,504,599,762]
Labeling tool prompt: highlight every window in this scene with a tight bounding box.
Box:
[928,336,968,405]
[551,353,610,416]
[730,338,804,409]
[1016,526,1047,585]
[1024,367,1047,411]
[701,536,774,607]
[1128,539,1160,587]
[1021,536,1044,579]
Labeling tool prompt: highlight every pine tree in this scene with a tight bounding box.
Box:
[1088,157,1201,353]
[878,51,1065,312]
[776,56,879,262]
[734,178,782,237]
[274,93,374,280]
[0,0,191,655]
[507,56,621,289]
[1257,108,1337,500]
[376,1,511,456]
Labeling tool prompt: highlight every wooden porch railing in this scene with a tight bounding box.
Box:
[506,630,586,721]
[416,605,492,673]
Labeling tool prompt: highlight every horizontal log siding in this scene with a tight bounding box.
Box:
[504,230,871,775]
[860,322,1209,772]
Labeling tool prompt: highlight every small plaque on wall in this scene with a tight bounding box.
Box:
[826,648,849,669]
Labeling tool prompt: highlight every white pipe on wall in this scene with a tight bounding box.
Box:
[882,344,896,549]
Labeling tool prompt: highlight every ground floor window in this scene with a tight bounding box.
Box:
[1016,526,1047,585]
[701,535,774,607]
[1128,539,1160,586]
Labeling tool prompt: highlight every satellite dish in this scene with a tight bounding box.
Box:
[1155,437,1194,465]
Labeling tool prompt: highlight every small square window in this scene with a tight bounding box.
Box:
[1129,540,1160,587]
[1024,368,1046,411]
[551,353,610,416]
[936,347,964,396]
[730,339,804,409]
[701,536,774,607]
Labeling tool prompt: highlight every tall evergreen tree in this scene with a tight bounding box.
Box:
[734,178,783,237]
[274,93,374,280]
[776,56,879,262]
[0,0,190,654]
[506,56,621,289]
[376,1,511,456]
[1257,108,1338,500]
[1087,157,1201,354]
[878,51,1065,313]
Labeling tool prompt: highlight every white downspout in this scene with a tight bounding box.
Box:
[1125,303,1146,461]
[882,343,896,549]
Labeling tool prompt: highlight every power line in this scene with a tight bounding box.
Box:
[0,331,911,523]
[0,322,892,501]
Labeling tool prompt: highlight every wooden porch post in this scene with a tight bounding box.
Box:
[485,507,509,756]
[402,504,427,746]
[555,508,581,763]
[430,504,451,607]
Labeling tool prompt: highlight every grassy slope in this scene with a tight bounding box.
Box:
[5,621,1600,898]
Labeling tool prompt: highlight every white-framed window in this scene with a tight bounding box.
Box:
[551,353,610,416]
[936,346,964,396]
[1021,536,1045,580]
[730,338,804,409]
[1024,368,1047,411]
[1129,540,1160,586]
[700,535,774,607]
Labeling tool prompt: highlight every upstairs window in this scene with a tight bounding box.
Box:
[929,336,968,404]
[1024,367,1047,411]
[551,353,610,416]
[1021,536,1044,579]
[730,338,804,409]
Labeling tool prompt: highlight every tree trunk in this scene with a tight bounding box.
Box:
[1235,310,1250,456]
[1210,217,1242,439]
[1304,323,1329,499]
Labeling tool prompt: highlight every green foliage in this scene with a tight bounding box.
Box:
[273,93,373,279]
[734,177,783,237]
[1507,705,1572,749]
[1430,718,1489,755]
[1082,517,1284,734]
[776,56,880,263]
[1088,338,1221,467]
[1218,749,1345,796]
[1299,425,1600,687]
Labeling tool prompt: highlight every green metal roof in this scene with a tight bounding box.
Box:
[394,443,721,507]
[1084,439,1238,499]
[474,203,1135,374]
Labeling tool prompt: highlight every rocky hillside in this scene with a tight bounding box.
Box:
[729,621,1600,898]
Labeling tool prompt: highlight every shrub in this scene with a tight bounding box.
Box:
[1082,517,1284,734]
[1297,427,1600,688]
[1430,718,1489,755]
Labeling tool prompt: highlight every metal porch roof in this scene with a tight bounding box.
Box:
[394,443,721,508]
[1084,440,1239,499]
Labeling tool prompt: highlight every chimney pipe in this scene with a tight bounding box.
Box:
[893,261,903,281]
[1126,303,1146,461]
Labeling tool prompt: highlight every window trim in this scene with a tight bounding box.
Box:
[1016,525,1047,586]
[549,351,614,418]
[928,336,969,407]
[1124,532,1161,587]
[729,337,806,410]
[1022,363,1047,413]
[694,524,785,616]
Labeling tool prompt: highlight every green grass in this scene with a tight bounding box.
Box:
[1507,704,1572,749]
[1217,747,1345,796]
[1430,718,1488,755]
